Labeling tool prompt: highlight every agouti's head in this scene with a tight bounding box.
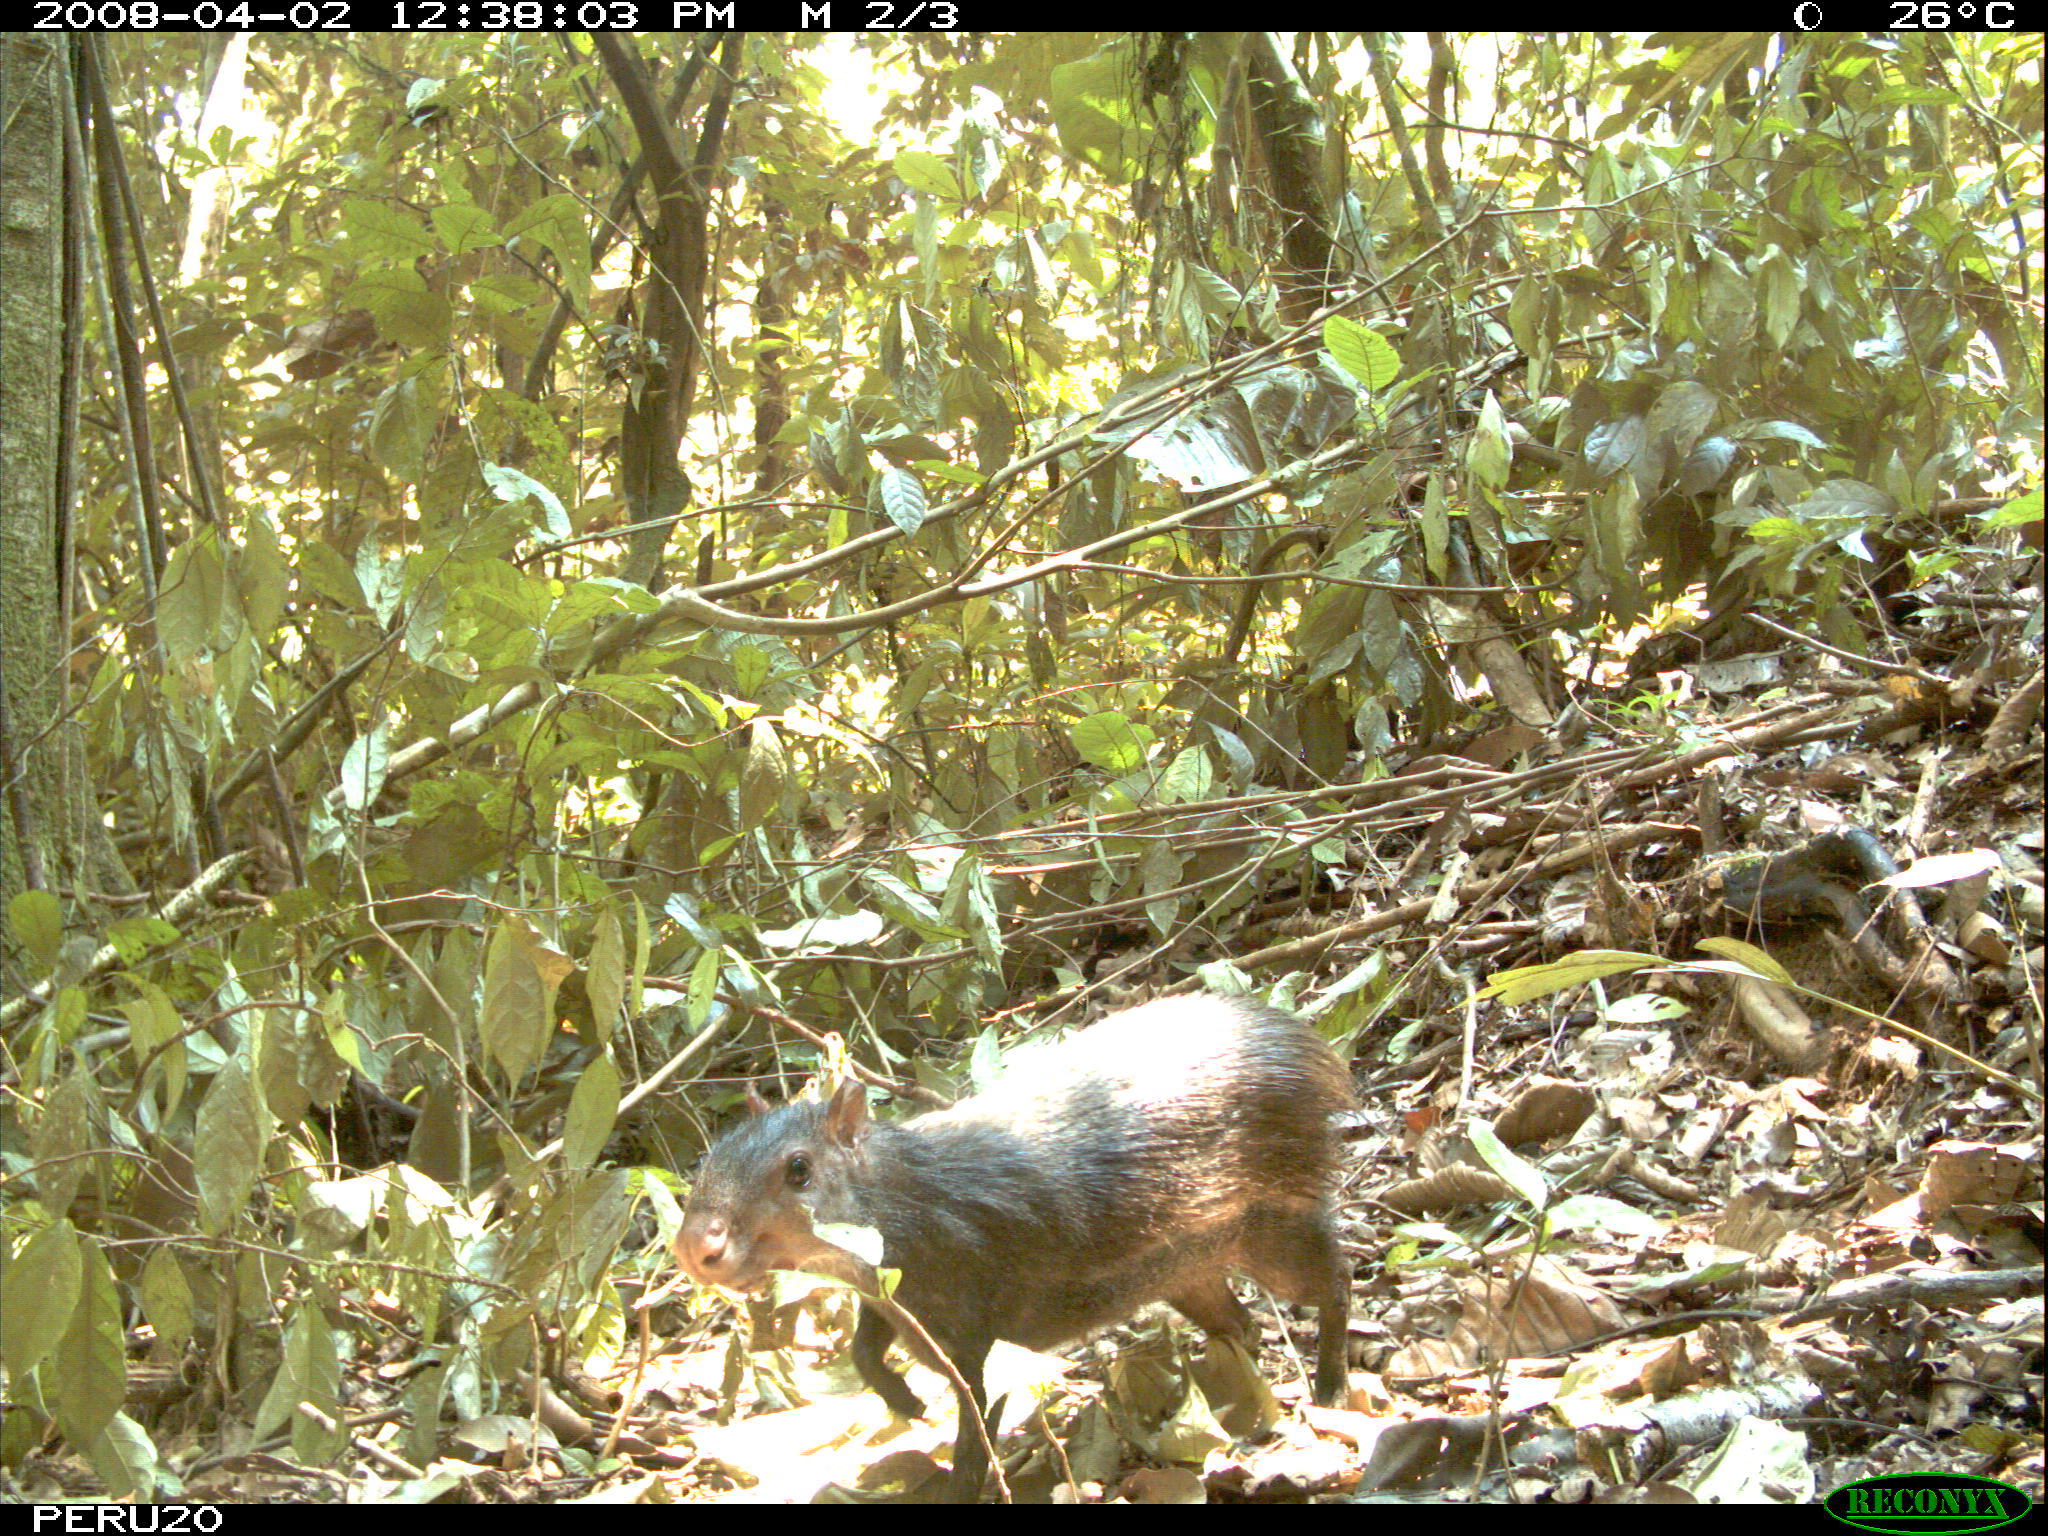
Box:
[674,1079,873,1291]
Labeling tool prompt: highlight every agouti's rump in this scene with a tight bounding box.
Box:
[675,993,1353,1498]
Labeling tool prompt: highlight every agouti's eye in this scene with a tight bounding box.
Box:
[785,1151,812,1190]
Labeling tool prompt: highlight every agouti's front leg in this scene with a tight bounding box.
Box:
[850,1304,926,1419]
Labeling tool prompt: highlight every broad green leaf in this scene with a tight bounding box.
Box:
[9,890,62,969]
[480,915,551,1086]
[1324,315,1400,392]
[195,1057,268,1234]
[2,1220,82,1378]
[51,1237,125,1451]
[563,1051,620,1169]
[891,149,961,201]
[1071,711,1151,773]
[587,908,624,1043]
[879,467,927,535]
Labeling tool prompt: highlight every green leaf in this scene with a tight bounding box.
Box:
[587,908,624,1044]
[106,916,178,965]
[483,462,570,538]
[1141,840,1183,936]
[1693,936,1793,985]
[891,150,962,201]
[503,193,590,306]
[406,78,443,116]
[298,543,364,609]
[1469,1119,1547,1210]
[138,1248,195,1351]
[365,375,432,482]
[1480,950,1664,1005]
[355,544,403,625]
[941,853,1002,965]
[731,642,770,697]
[1645,380,1718,464]
[878,467,927,535]
[687,947,721,1025]
[757,909,886,952]
[9,890,62,970]
[159,530,228,661]
[342,197,436,262]
[1546,1195,1663,1236]
[89,1412,159,1503]
[265,1306,344,1466]
[51,1238,125,1451]
[1155,745,1214,805]
[1071,711,1151,773]
[121,984,187,1110]
[1184,265,1244,322]
[738,719,786,830]
[431,200,500,255]
[2,1220,82,1378]
[859,871,948,936]
[338,725,389,813]
[481,915,552,1086]
[195,1057,268,1234]
[469,270,545,315]
[1324,316,1400,392]
[1984,489,2041,531]
[235,512,289,641]
[563,1051,620,1169]
[662,889,724,951]
[1465,392,1513,494]
[32,1071,98,1220]
[346,266,451,350]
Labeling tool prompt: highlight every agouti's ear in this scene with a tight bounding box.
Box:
[822,1078,871,1144]
[744,1084,771,1116]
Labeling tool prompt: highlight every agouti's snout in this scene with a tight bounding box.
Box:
[675,1215,733,1279]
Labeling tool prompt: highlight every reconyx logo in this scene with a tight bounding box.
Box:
[1823,1473,2032,1534]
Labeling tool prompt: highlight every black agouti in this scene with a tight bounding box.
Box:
[674,993,1353,1500]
